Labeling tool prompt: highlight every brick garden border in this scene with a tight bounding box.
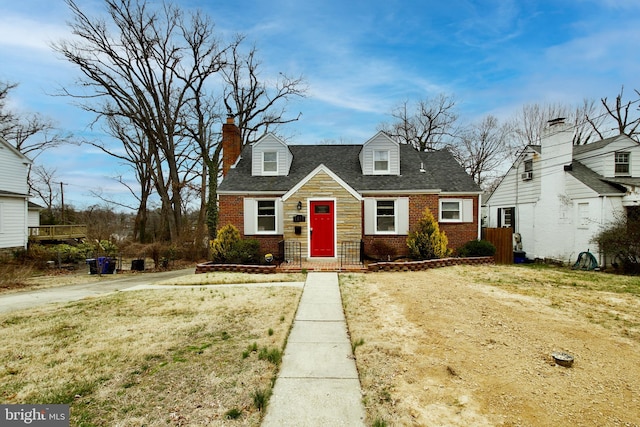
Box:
[367,256,494,272]
[195,256,494,274]
[195,262,277,274]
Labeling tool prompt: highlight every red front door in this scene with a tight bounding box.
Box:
[310,201,335,257]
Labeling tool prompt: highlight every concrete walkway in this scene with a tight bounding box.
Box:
[262,272,367,427]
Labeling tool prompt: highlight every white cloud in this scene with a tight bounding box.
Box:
[0,14,69,52]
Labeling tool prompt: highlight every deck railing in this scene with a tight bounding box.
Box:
[28,225,87,241]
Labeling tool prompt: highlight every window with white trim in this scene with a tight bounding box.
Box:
[615,152,630,176]
[263,151,278,174]
[257,200,276,232]
[364,197,409,235]
[440,201,461,221]
[373,150,389,173]
[376,200,396,233]
[439,199,474,223]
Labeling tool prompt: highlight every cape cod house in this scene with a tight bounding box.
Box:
[216,118,482,262]
[0,136,33,252]
[485,118,640,265]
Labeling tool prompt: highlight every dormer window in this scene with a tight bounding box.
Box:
[374,150,389,173]
[263,151,278,174]
[615,152,630,176]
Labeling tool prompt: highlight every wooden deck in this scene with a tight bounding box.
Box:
[28,225,87,241]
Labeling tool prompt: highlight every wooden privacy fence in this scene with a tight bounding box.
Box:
[484,228,513,264]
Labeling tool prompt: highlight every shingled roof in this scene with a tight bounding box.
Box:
[566,161,626,195]
[218,144,481,194]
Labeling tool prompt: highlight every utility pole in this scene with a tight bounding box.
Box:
[59,182,66,224]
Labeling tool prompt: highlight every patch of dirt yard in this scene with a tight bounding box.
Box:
[340,265,640,427]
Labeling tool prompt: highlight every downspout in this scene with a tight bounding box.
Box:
[477,193,481,239]
[600,195,607,267]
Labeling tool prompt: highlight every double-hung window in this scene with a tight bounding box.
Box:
[257,200,276,232]
[440,201,461,221]
[373,150,389,173]
[376,200,396,233]
[263,151,278,174]
[615,152,630,176]
[439,199,474,223]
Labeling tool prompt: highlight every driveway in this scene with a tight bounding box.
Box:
[0,268,195,314]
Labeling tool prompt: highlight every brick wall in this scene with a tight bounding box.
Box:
[439,196,479,250]
[218,195,244,235]
[363,194,479,258]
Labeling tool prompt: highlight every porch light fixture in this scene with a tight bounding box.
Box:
[297,201,302,210]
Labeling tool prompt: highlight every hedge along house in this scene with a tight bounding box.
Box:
[217,117,482,262]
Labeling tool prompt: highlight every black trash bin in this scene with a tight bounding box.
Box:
[131,259,145,271]
[86,258,98,275]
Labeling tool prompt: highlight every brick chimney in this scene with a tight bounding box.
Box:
[222,115,242,177]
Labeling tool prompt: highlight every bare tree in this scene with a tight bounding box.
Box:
[53,0,233,244]
[30,165,60,212]
[54,0,305,245]
[508,100,602,152]
[452,115,511,188]
[379,94,459,151]
[222,42,306,146]
[587,86,640,142]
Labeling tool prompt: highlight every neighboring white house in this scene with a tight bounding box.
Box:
[0,136,33,252]
[486,119,640,266]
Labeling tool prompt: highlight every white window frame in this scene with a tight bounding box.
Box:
[256,199,277,233]
[375,199,397,234]
[364,197,409,235]
[373,150,390,174]
[262,151,278,175]
[615,151,630,176]
[244,198,282,235]
[439,199,474,223]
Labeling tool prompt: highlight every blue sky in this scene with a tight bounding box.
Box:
[1,0,639,210]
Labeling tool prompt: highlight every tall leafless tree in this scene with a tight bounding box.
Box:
[222,42,306,146]
[53,0,233,244]
[54,0,305,245]
[451,115,511,188]
[507,100,603,155]
[379,94,459,151]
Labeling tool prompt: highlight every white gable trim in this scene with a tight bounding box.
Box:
[282,164,363,201]
[0,136,32,165]
[362,131,398,148]
[253,132,289,149]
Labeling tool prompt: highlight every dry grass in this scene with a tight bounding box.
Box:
[154,272,307,286]
[0,285,302,426]
[340,265,640,426]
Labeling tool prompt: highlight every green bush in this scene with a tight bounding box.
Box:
[457,239,496,257]
[210,225,261,264]
[407,208,450,260]
[226,239,260,264]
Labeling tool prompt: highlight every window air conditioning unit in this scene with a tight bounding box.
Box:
[521,171,533,181]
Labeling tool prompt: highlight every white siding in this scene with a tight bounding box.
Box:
[251,134,292,176]
[565,174,598,199]
[359,132,400,175]
[575,137,640,177]
[487,150,541,214]
[0,138,30,249]
[0,142,30,195]
[0,198,28,249]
